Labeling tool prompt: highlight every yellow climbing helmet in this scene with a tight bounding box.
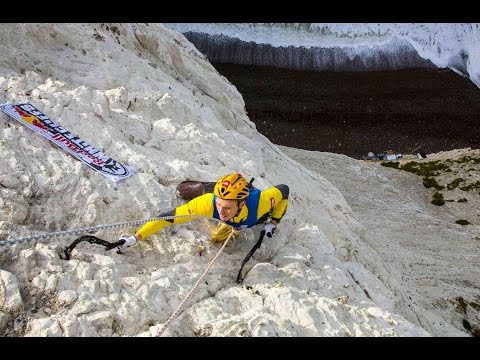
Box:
[214,173,250,200]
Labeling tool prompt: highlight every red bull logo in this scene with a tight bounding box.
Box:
[14,105,50,132]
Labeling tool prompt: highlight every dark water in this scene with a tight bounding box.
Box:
[213,63,480,159]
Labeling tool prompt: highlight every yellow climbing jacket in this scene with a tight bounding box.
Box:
[136,185,288,240]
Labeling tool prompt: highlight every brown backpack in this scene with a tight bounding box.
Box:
[175,180,216,201]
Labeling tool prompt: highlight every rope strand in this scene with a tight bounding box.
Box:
[1,214,237,337]
[156,229,235,337]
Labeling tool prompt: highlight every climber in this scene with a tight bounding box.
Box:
[117,172,289,251]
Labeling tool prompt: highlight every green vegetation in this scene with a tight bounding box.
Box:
[462,319,480,337]
[447,178,465,190]
[431,192,445,206]
[380,155,479,208]
[460,181,480,192]
[455,219,471,225]
[470,302,480,312]
[398,160,451,177]
[454,296,480,313]
[381,162,399,169]
[456,296,468,313]
[380,160,449,190]
[423,177,444,190]
[456,156,480,165]
[455,297,480,336]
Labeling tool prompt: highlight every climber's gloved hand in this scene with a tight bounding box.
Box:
[263,222,276,238]
[117,235,137,253]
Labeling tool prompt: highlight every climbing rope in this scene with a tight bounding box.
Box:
[156,228,235,337]
[0,214,204,250]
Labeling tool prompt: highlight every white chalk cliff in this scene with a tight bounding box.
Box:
[0,24,477,337]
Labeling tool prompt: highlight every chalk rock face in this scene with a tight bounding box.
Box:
[0,23,452,337]
[0,270,24,311]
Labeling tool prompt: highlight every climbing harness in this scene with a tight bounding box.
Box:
[236,230,266,284]
[156,228,235,337]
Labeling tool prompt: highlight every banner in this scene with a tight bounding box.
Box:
[0,103,135,184]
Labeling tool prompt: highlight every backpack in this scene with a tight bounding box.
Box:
[176,180,216,200]
[176,178,256,201]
